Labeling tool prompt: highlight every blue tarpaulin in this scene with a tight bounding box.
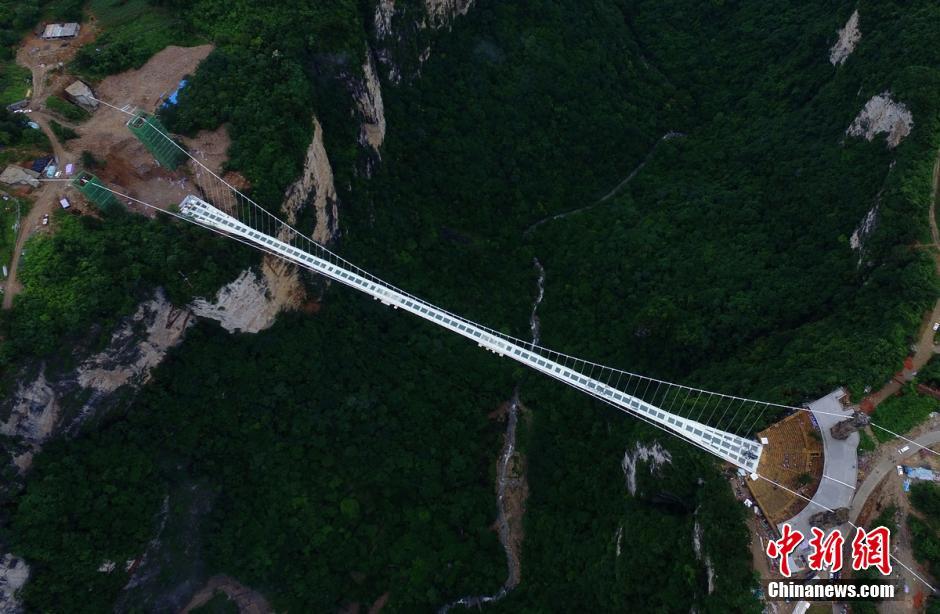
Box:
[163,79,187,107]
[904,466,937,481]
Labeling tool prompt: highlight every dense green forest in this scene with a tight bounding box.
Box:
[3,0,940,611]
[0,210,249,365]
[909,482,940,580]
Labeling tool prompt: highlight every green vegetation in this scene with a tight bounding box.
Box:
[5,0,940,611]
[908,482,940,579]
[9,311,511,612]
[0,2,39,60]
[910,481,940,517]
[870,387,938,441]
[908,514,940,579]
[49,119,78,141]
[0,210,250,364]
[0,107,50,166]
[160,47,314,207]
[11,433,165,611]
[858,428,878,453]
[72,0,197,79]
[869,503,898,532]
[0,196,27,275]
[0,63,29,107]
[918,353,940,388]
[45,94,88,122]
[80,149,102,169]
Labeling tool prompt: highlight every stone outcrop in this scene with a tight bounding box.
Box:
[371,0,476,84]
[425,0,475,28]
[809,507,850,529]
[0,166,40,189]
[849,205,878,252]
[0,554,29,614]
[830,412,870,440]
[374,0,395,40]
[190,268,299,334]
[622,441,673,496]
[282,117,340,245]
[64,80,98,111]
[846,92,913,148]
[1,290,192,471]
[829,10,861,66]
[354,53,386,155]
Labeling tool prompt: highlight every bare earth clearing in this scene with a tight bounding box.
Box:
[3,42,219,309]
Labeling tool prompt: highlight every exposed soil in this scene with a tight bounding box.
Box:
[3,43,216,308]
[63,44,216,212]
[854,443,939,611]
[15,19,101,102]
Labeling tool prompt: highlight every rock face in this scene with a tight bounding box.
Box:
[425,0,475,28]
[355,54,387,155]
[809,507,850,529]
[621,442,672,496]
[283,117,340,245]
[371,0,476,84]
[830,10,861,66]
[0,554,29,614]
[64,80,98,111]
[0,166,40,189]
[374,0,395,40]
[850,205,878,252]
[190,268,299,334]
[846,92,913,148]
[77,293,193,395]
[0,370,59,470]
[1,290,192,471]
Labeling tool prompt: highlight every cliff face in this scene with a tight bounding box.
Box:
[190,268,299,334]
[829,9,860,66]
[0,0,467,484]
[371,0,476,85]
[283,117,341,244]
[356,54,387,154]
[1,291,193,472]
[846,92,913,148]
[424,0,475,27]
[0,554,29,614]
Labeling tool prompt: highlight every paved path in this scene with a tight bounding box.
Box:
[781,390,857,537]
[849,429,940,524]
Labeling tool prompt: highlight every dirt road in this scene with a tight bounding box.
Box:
[1,115,73,309]
[2,77,78,310]
[863,149,940,407]
[850,429,940,524]
[3,41,216,310]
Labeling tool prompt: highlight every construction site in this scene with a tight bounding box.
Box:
[1,27,233,308]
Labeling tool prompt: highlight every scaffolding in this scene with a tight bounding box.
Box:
[72,171,120,212]
[127,111,187,170]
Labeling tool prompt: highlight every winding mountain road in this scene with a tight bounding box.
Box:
[2,57,76,310]
[849,429,940,524]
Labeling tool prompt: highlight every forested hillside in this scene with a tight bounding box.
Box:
[3,0,940,612]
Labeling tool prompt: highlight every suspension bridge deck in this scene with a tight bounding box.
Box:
[178,194,764,473]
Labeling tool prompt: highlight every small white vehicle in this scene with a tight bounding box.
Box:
[897,465,904,476]
[41,214,49,226]
[898,445,910,455]
[933,322,939,332]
